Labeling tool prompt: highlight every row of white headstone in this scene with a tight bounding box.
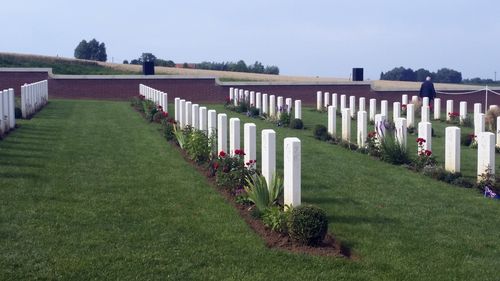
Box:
[325,101,495,181]
[174,95,302,207]
[139,84,168,112]
[317,91,496,137]
[0,88,16,135]
[229,87,302,120]
[20,80,48,119]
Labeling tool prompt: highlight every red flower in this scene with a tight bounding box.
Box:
[416,138,426,144]
[162,111,168,118]
[219,150,226,157]
[234,149,246,156]
[401,104,407,109]
[245,162,250,166]
[368,131,377,138]
[424,150,432,156]
[213,162,219,170]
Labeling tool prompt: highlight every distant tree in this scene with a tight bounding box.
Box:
[141,53,156,62]
[264,65,280,75]
[435,68,462,83]
[74,38,107,62]
[183,62,189,68]
[155,59,175,67]
[380,67,416,81]
[123,60,129,64]
[415,68,433,81]
[130,59,140,65]
[233,60,248,72]
[249,61,265,73]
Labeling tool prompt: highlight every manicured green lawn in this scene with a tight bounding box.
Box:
[0,100,499,280]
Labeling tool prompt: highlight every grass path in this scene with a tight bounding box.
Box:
[0,100,498,280]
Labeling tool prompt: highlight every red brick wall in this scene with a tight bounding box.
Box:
[0,69,498,111]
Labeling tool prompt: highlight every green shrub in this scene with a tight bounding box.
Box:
[287,205,328,246]
[461,115,474,128]
[235,101,249,113]
[313,124,329,141]
[130,95,145,111]
[279,112,291,127]
[161,118,176,141]
[379,132,411,165]
[262,206,289,233]
[214,150,255,192]
[247,106,260,117]
[143,100,157,122]
[244,174,283,213]
[14,107,22,118]
[461,133,475,147]
[185,130,211,164]
[290,118,304,129]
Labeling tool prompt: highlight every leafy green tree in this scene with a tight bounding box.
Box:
[435,68,462,83]
[141,53,156,62]
[74,39,107,62]
[415,68,433,81]
[380,67,416,81]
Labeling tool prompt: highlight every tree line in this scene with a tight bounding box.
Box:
[380,67,462,83]
[124,53,280,75]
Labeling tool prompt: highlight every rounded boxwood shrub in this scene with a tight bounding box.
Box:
[290,118,303,129]
[287,205,328,246]
[313,124,329,141]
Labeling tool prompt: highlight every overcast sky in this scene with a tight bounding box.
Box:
[1,0,499,80]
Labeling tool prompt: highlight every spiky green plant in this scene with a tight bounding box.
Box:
[244,174,283,213]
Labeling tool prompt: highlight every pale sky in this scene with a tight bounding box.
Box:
[1,0,499,80]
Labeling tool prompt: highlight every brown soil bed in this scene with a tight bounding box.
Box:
[169,141,353,259]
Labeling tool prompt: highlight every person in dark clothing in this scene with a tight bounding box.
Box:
[419,76,436,102]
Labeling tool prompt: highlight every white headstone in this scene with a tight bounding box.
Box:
[445,127,461,173]
[185,101,192,126]
[474,103,482,116]
[357,111,367,147]
[217,114,228,153]
[421,106,430,123]
[497,117,500,148]
[285,98,292,113]
[207,109,217,138]
[475,113,485,135]
[229,118,240,156]
[317,91,323,111]
[269,95,276,117]
[174,97,180,122]
[349,96,356,117]
[295,100,302,120]
[8,89,15,129]
[359,97,366,112]
[162,93,168,113]
[262,129,276,187]
[328,106,337,137]
[179,99,186,128]
[381,100,388,118]
[434,98,441,120]
[342,108,351,142]
[199,107,207,132]
[412,95,419,103]
[244,123,257,166]
[446,100,454,121]
[250,91,255,106]
[375,114,386,140]
[393,102,401,121]
[407,103,415,128]
[262,93,268,114]
[340,94,346,110]
[402,94,408,105]
[284,137,301,207]
[369,98,376,121]
[423,97,429,107]
[459,101,467,123]
[418,122,432,152]
[192,104,199,129]
[229,87,234,101]
[324,92,330,107]
[395,118,407,148]
[332,93,338,109]
[277,96,284,118]
[256,92,262,111]
[477,132,495,181]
